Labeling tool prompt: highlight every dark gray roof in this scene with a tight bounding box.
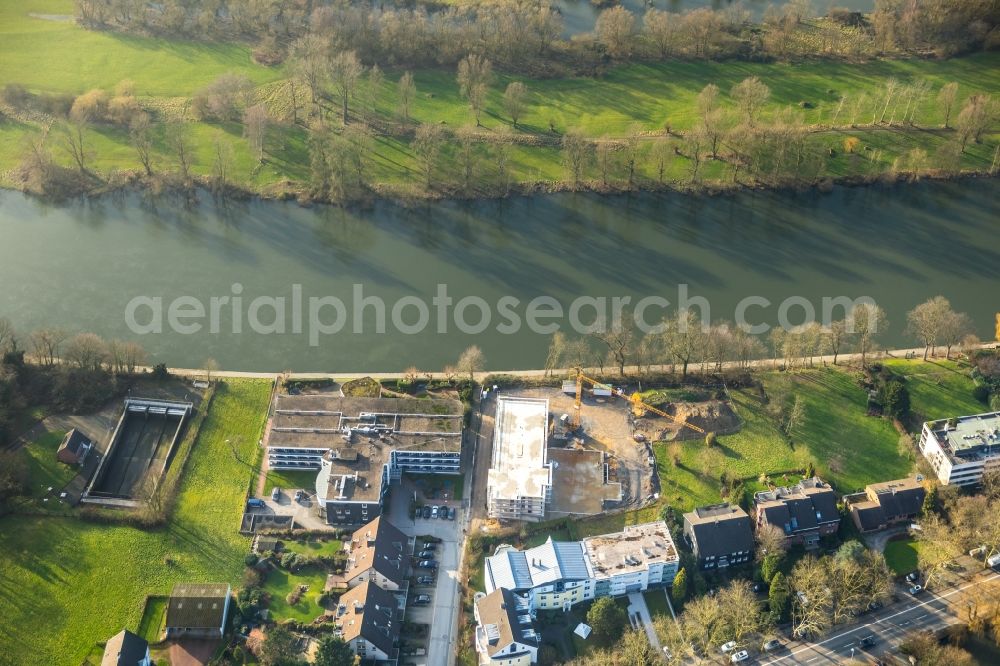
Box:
[754,478,839,536]
[166,583,230,630]
[683,504,755,559]
[337,581,400,657]
[868,479,925,520]
[101,629,148,666]
[349,517,410,587]
[58,429,91,456]
[852,502,887,532]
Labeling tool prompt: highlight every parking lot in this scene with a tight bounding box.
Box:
[387,478,463,666]
[244,485,331,532]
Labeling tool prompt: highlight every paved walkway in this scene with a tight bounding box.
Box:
[106,344,993,381]
[627,592,663,655]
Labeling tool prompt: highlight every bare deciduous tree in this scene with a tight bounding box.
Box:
[457,345,485,380]
[457,54,493,126]
[731,76,770,127]
[243,103,270,163]
[330,50,364,124]
[397,72,416,123]
[413,123,445,189]
[503,81,528,129]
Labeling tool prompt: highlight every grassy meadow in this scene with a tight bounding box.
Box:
[0,379,271,665]
[0,1,998,194]
[654,357,981,512]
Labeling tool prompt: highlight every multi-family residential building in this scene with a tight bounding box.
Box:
[334,581,403,664]
[487,397,553,522]
[753,477,840,549]
[847,476,927,533]
[341,517,413,590]
[264,394,463,525]
[919,411,1000,486]
[483,521,679,612]
[474,588,541,666]
[682,503,756,570]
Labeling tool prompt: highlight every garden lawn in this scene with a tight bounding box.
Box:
[881,358,984,422]
[21,429,76,497]
[0,379,271,666]
[643,589,671,620]
[264,468,320,495]
[136,596,167,644]
[262,567,329,623]
[282,538,343,557]
[884,536,927,575]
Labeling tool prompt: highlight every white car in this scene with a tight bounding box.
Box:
[731,650,750,663]
[721,641,737,654]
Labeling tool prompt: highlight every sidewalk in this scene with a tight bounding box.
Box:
[627,592,663,655]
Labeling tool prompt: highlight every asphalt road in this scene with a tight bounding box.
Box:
[387,479,462,666]
[759,571,1000,665]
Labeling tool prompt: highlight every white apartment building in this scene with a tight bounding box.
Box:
[919,411,1000,486]
[483,521,679,613]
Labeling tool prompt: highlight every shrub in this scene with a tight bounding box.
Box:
[705,431,717,447]
[244,553,259,567]
[70,89,109,123]
[972,384,990,404]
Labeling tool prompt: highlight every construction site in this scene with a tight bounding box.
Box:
[484,371,743,520]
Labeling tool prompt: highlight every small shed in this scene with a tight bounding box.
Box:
[574,623,592,640]
[56,429,92,465]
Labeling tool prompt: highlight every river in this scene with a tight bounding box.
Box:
[551,0,876,36]
[0,180,997,373]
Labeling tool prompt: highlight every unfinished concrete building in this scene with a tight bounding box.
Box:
[487,397,552,522]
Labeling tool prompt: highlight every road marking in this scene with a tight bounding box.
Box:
[759,573,1000,665]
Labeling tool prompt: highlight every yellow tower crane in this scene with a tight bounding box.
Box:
[571,367,705,435]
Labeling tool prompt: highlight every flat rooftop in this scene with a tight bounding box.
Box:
[488,397,551,501]
[928,411,1000,459]
[268,394,463,450]
[547,447,622,515]
[685,503,749,525]
[582,520,678,578]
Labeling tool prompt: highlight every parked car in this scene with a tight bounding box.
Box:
[906,571,920,583]
[431,506,440,519]
[271,487,281,501]
[868,600,883,611]
[858,635,877,648]
[420,542,438,551]
[730,650,749,663]
[418,560,438,569]
[246,498,264,508]
[448,507,457,520]
[416,576,434,585]
[422,506,431,519]
[413,594,431,605]
[418,550,435,559]
[720,641,737,654]
[763,639,782,652]
[908,584,924,595]
[294,489,305,502]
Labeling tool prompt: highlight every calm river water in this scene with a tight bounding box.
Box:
[0,180,997,372]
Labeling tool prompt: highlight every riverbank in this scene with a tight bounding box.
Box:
[152,343,996,381]
[2,0,999,204]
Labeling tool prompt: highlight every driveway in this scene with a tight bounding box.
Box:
[863,525,909,553]
[167,639,219,666]
[387,479,462,666]
[627,592,663,655]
